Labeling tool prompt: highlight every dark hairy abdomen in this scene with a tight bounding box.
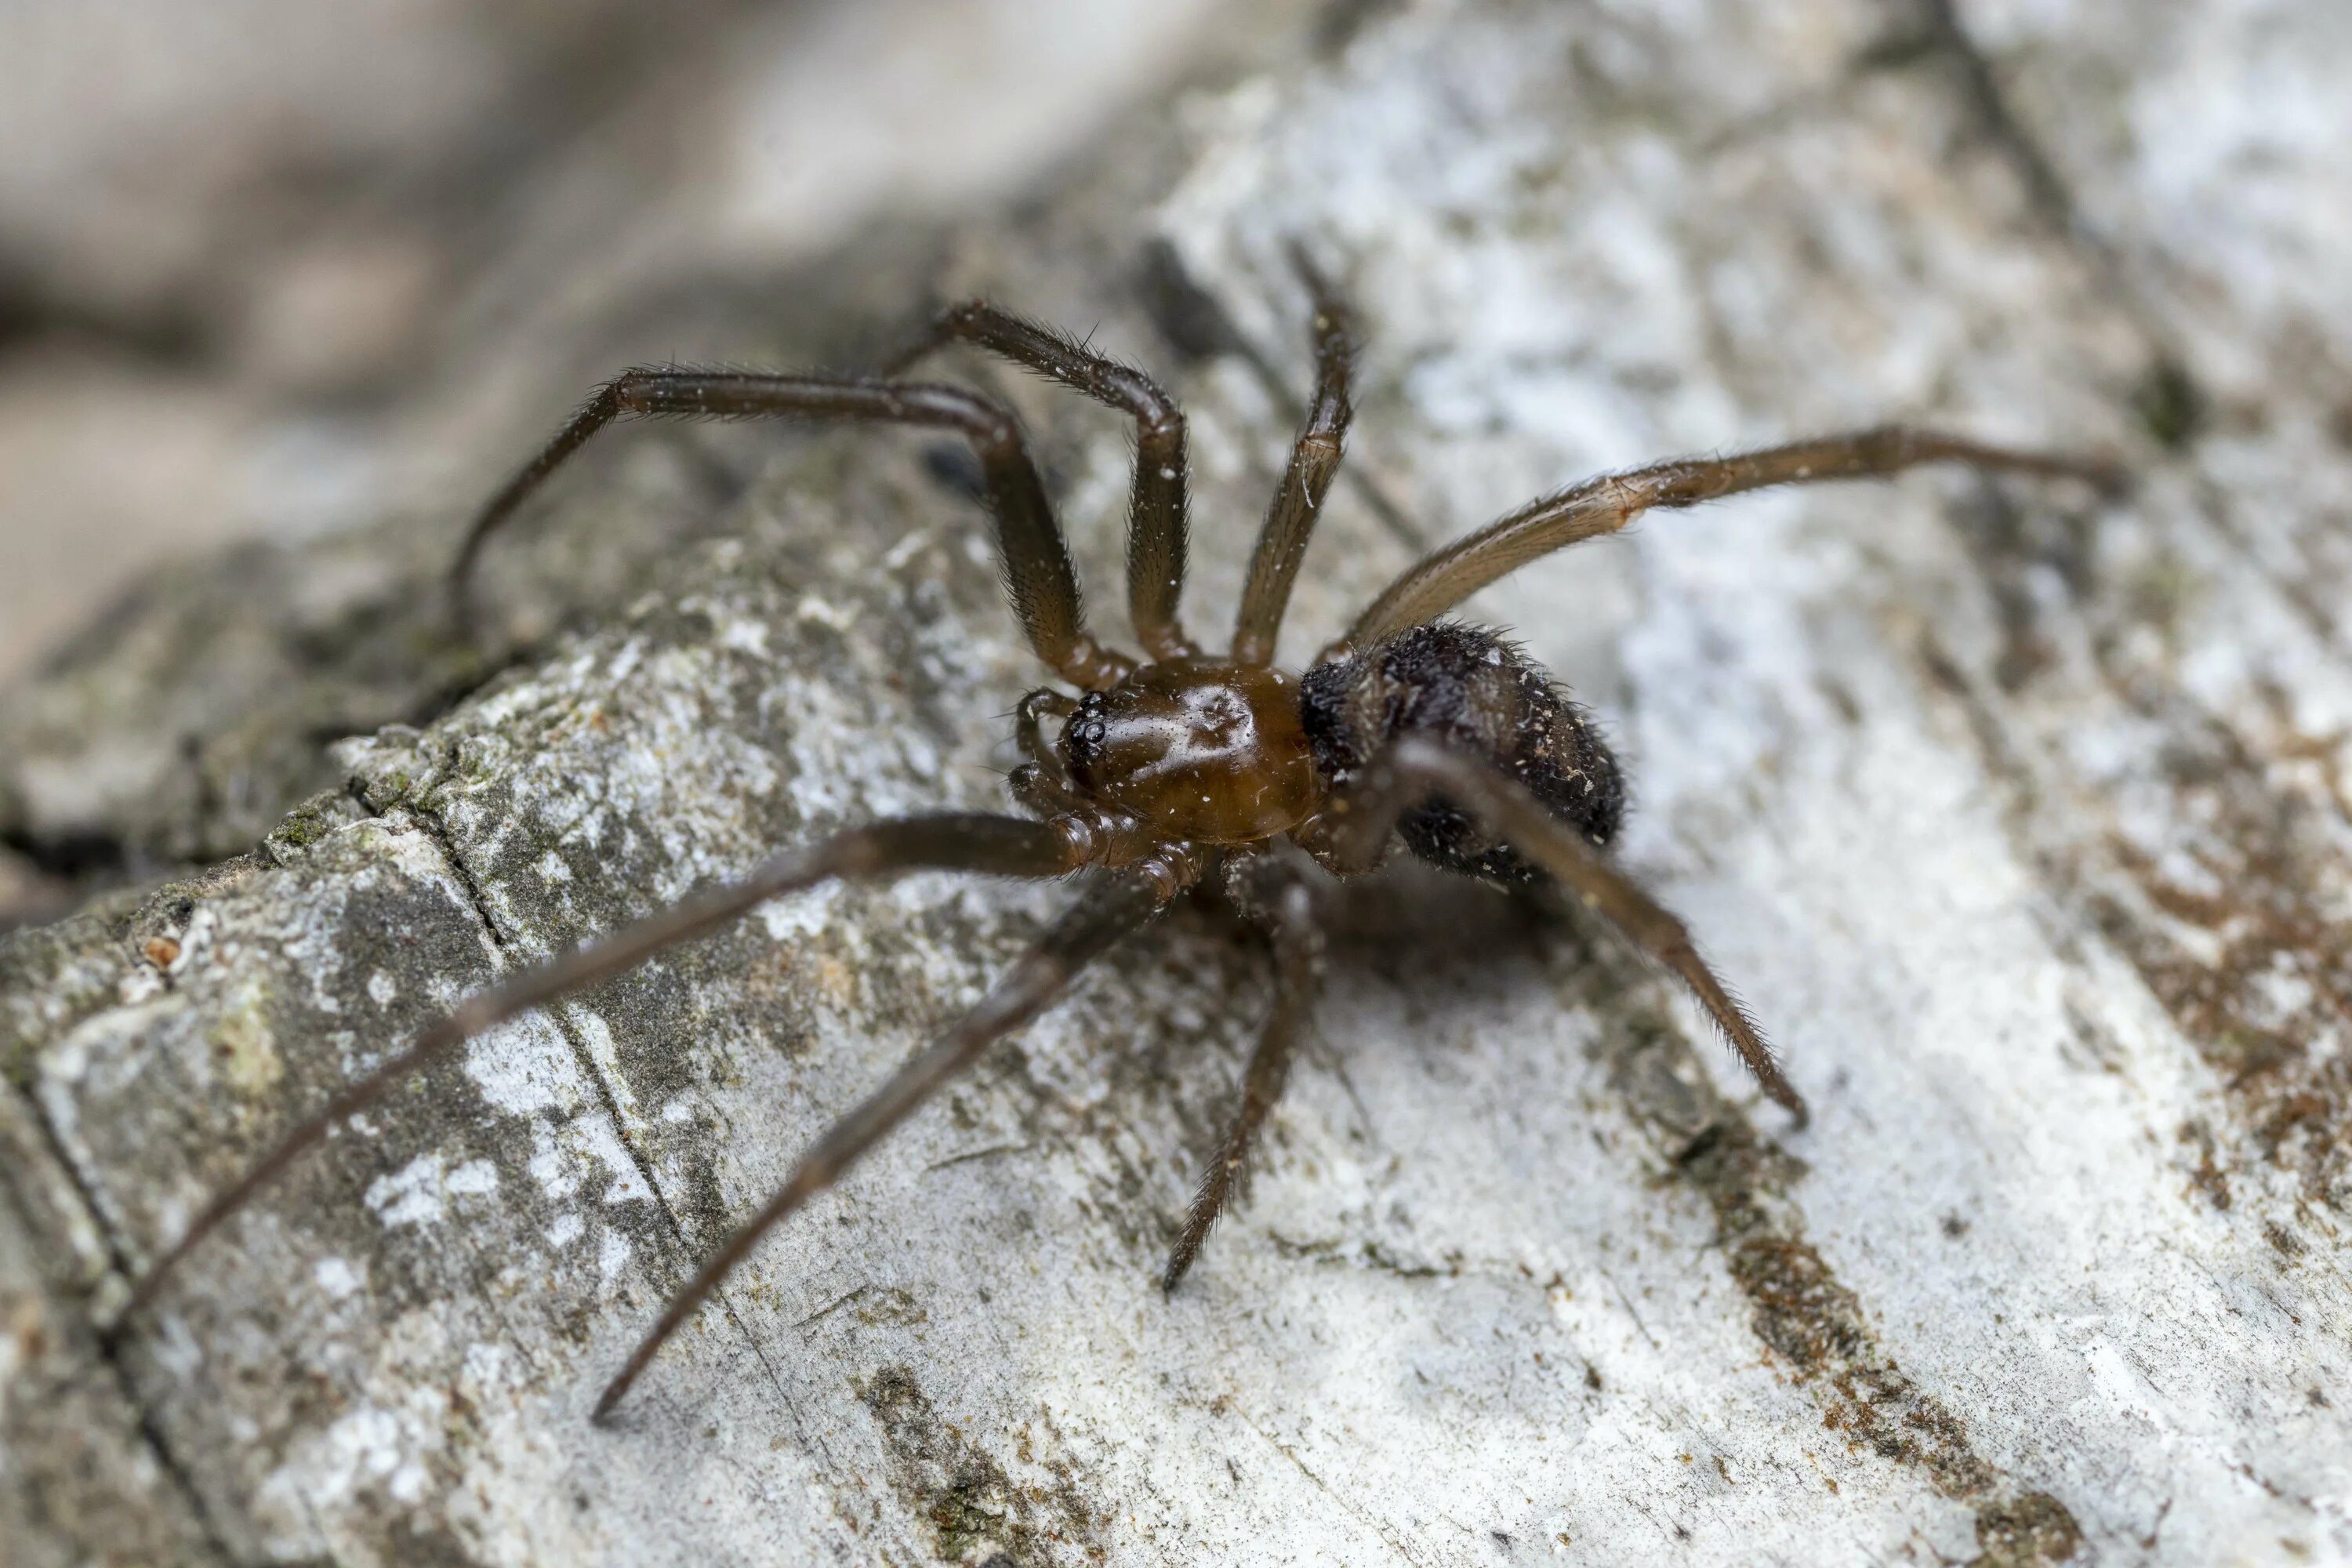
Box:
[1300,620,1624,884]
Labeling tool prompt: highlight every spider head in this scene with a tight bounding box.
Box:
[1061,659,1321,844]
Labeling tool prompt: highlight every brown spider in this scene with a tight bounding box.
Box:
[121,249,2121,1420]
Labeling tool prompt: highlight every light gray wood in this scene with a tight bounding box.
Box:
[5,0,2348,1562]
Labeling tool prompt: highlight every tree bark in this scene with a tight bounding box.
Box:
[5,1,2350,1563]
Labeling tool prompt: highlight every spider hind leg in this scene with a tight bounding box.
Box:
[1307,735,1807,1123]
[1163,856,1322,1291]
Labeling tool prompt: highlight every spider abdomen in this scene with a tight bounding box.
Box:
[1301,621,1623,884]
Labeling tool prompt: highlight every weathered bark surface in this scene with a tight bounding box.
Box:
[6,1,2350,1563]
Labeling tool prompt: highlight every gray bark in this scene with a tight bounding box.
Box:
[6,1,2350,1563]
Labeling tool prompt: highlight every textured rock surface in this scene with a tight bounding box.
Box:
[6,0,2351,1563]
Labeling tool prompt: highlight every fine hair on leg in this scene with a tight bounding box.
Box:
[887,301,1197,659]
[120,815,1091,1325]
[448,368,1130,688]
[1318,735,1808,1123]
[1344,425,2129,651]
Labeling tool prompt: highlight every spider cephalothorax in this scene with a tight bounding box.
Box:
[120,249,2122,1420]
[1058,660,1319,843]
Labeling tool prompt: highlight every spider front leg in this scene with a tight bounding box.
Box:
[886,302,1196,659]
[1232,245,1356,665]
[449,368,1130,689]
[121,813,1104,1324]
[1308,735,1808,1123]
[1162,852,1324,1290]
[1345,425,2128,649]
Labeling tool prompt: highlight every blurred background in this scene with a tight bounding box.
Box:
[0,0,1308,681]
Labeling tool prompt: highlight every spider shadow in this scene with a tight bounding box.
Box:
[1303,855,1595,1041]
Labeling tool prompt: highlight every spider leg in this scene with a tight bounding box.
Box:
[1343,425,2129,650]
[122,814,1094,1324]
[595,860,1189,1420]
[450,370,1129,689]
[1310,735,1809,1124]
[1163,855,1322,1291]
[1232,244,1356,665]
[885,303,1196,659]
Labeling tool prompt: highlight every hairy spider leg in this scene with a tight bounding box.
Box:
[1344,426,2129,652]
[1162,855,1323,1291]
[1312,735,1808,1123]
[1232,245,1356,666]
[595,860,1192,1419]
[886,302,1196,660]
[448,370,1131,689]
[121,815,1096,1324]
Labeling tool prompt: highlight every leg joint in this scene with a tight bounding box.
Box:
[1135,403,1186,444]
[904,383,1022,449]
[603,367,660,407]
[938,299,993,332]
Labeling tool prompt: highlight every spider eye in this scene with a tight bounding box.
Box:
[1062,694,1115,782]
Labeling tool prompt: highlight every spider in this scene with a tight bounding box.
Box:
[121,248,2120,1421]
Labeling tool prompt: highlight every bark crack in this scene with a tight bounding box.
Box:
[5,1078,243,1566]
[1567,919,2087,1562]
[1908,0,2351,660]
[397,795,811,1424]
[1905,0,2082,238]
